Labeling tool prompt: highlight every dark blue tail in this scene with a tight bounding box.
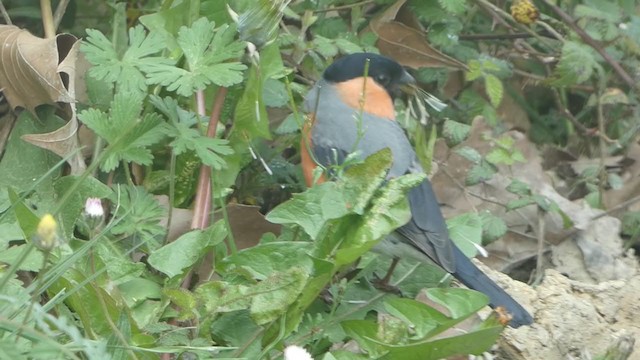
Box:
[451,246,533,328]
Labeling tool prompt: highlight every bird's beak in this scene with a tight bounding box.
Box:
[398,70,417,95]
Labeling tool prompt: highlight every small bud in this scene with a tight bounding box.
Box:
[84,197,104,218]
[284,345,313,360]
[35,214,60,251]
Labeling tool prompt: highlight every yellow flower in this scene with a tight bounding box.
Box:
[35,214,60,250]
[511,0,539,25]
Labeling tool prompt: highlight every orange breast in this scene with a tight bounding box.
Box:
[333,77,395,120]
[301,77,395,187]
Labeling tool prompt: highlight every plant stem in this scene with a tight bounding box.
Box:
[0,0,11,24]
[39,0,55,38]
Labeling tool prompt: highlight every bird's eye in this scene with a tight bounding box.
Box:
[375,73,389,85]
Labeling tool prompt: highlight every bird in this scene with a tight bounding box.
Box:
[300,52,533,328]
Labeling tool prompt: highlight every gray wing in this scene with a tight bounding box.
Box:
[305,80,456,272]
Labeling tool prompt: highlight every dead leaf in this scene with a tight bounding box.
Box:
[20,39,85,174]
[157,195,281,250]
[0,26,76,112]
[368,0,466,70]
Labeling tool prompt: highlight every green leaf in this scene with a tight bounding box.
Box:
[0,243,43,272]
[447,213,482,257]
[506,179,531,196]
[465,59,482,81]
[263,78,289,107]
[485,74,503,107]
[165,288,198,320]
[532,194,552,211]
[506,197,535,211]
[426,287,489,319]
[383,298,448,338]
[465,161,496,185]
[143,19,247,96]
[219,242,313,280]
[266,182,350,239]
[195,267,308,325]
[148,221,227,278]
[78,92,167,171]
[249,267,308,324]
[340,148,394,215]
[438,0,466,14]
[151,96,233,169]
[81,26,172,94]
[108,185,167,249]
[485,147,511,165]
[455,146,482,163]
[479,212,507,242]
[551,41,601,86]
[96,243,145,285]
[442,119,470,146]
[313,36,339,58]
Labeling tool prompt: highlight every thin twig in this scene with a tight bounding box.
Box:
[539,0,637,89]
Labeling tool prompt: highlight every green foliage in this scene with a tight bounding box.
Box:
[551,41,602,86]
[13,0,640,357]
[144,18,247,96]
[108,185,167,248]
[82,25,171,95]
[447,213,483,257]
[151,96,233,169]
[442,119,470,147]
[78,92,167,171]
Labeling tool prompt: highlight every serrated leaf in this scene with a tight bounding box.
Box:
[506,197,535,211]
[442,119,470,146]
[485,147,512,165]
[485,74,503,107]
[506,179,531,196]
[143,19,247,96]
[78,92,167,171]
[532,194,552,211]
[455,146,482,163]
[465,59,482,81]
[82,26,171,94]
[108,185,166,249]
[165,288,197,320]
[465,161,496,185]
[150,96,232,169]
[551,41,601,86]
[479,212,507,242]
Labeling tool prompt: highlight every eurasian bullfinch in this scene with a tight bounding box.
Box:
[301,53,533,328]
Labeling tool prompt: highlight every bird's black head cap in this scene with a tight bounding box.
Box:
[323,53,415,97]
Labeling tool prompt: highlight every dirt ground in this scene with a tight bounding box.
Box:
[429,118,640,360]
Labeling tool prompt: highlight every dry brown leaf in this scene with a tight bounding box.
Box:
[0,26,76,112]
[368,0,466,70]
[20,39,85,174]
